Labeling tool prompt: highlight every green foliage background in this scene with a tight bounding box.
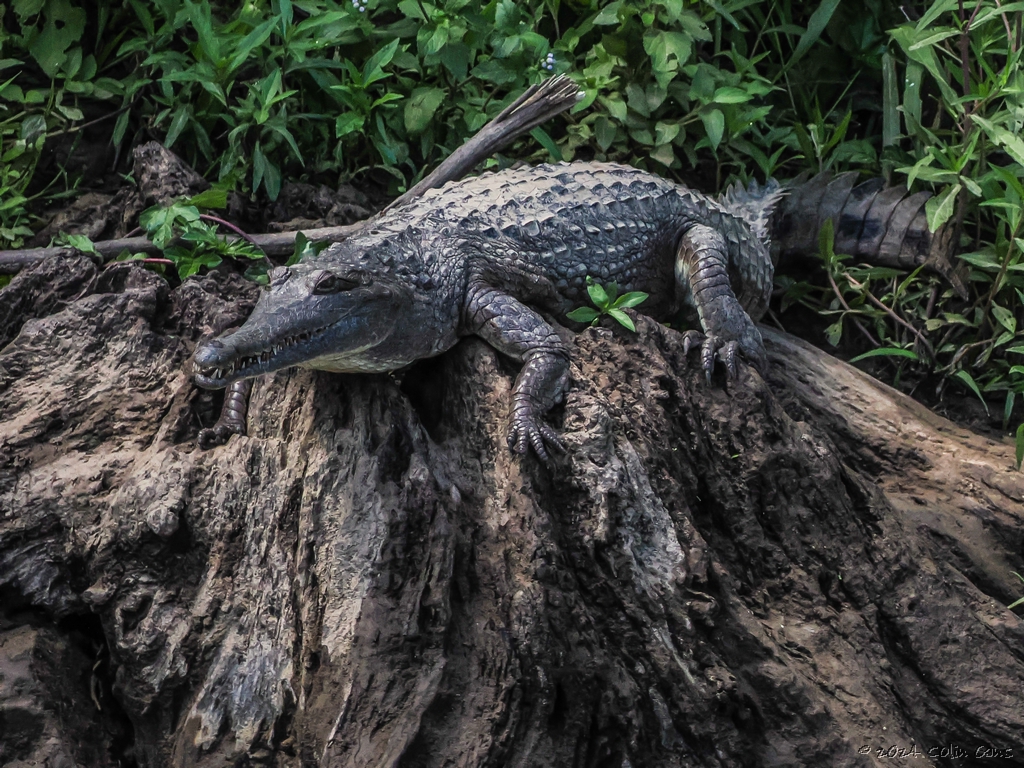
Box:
[3,0,1024,436]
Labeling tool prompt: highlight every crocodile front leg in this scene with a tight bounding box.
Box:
[198,378,253,449]
[675,224,767,381]
[464,282,569,463]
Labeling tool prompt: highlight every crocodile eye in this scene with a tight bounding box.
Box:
[312,271,358,294]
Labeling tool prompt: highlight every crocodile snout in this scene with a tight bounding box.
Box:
[194,339,228,369]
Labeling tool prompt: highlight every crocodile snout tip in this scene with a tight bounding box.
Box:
[193,339,226,368]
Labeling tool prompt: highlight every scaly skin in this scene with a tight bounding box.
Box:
[193,162,778,461]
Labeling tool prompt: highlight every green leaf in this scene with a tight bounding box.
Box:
[654,121,680,146]
[165,105,190,147]
[594,116,616,152]
[903,61,924,136]
[1017,423,1024,471]
[599,94,627,122]
[818,218,836,263]
[14,0,45,16]
[607,308,636,331]
[650,144,675,166]
[849,347,920,363]
[824,321,843,346]
[397,0,426,20]
[992,305,1017,335]
[612,291,648,309]
[252,143,268,197]
[530,126,563,162]
[187,189,228,209]
[56,103,84,121]
[643,30,691,77]
[29,0,86,78]
[112,110,131,146]
[917,0,958,30]
[587,278,609,308]
[63,233,96,254]
[336,112,365,137]
[882,52,899,148]
[185,0,220,62]
[789,0,842,70]
[439,42,471,80]
[712,87,751,104]
[228,18,277,73]
[566,306,600,324]
[971,114,1024,167]
[594,1,623,25]
[287,231,330,266]
[403,87,444,135]
[954,370,990,415]
[700,108,724,150]
[889,25,961,109]
[172,249,222,280]
[1004,391,1016,432]
[471,58,518,85]
[363,38,401,85]
[925,183,960,233]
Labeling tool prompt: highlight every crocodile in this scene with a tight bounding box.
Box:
[191,155,964,461]
[193,162,783,461]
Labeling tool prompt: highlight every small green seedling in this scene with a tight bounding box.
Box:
[1008,572,1024,610]
[567,276,648,332]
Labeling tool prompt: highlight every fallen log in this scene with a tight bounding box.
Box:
[1,254,1021,767]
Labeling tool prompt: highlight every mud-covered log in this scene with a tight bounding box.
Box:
[1,254,1022,767]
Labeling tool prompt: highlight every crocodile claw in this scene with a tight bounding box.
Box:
[198,422,245,449]
[508,413,566,465]
[681,330,762,382]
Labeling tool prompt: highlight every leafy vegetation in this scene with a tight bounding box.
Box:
[778,1,1024,437]
[2,0,1024,440]
[567,276,649,331]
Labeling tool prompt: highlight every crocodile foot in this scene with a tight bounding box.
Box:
[508,406,566,465]
[682,328,766,383]
[198,422,245,449]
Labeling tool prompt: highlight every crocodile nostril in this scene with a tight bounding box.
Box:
[194,340,226,368]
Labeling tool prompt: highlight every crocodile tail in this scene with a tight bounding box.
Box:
[771,172,967,298]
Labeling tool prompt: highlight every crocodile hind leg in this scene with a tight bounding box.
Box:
[675,224,767,381]
[464,282,569,463]
[198,379,253,449]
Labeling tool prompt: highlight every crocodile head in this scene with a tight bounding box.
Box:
[192,259,415,389]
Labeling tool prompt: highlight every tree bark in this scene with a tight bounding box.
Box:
[1,253,1022,768]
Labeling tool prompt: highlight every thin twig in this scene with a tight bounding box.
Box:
[925,284,939,319]
[199,215,258,246]
[44,106,129,140]
[827,272,881,348]
[994,0,1016,53]
[958,0,971,96]
[846,274,936,360]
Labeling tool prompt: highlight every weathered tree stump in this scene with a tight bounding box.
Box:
[1,254,1022,767]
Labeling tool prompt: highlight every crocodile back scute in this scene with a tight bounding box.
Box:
[376,162,773,316]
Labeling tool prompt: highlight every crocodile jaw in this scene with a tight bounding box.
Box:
[192,264,405,388]
[192,321,347,388]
